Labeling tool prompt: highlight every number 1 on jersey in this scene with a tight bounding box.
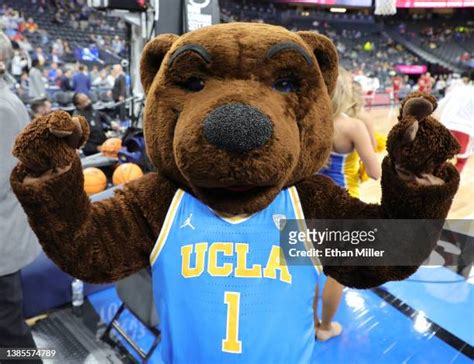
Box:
[222,291,242,354]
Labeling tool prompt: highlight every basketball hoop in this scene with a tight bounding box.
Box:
[374,0,397,16]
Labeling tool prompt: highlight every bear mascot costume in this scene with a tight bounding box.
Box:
[10,23,460,363]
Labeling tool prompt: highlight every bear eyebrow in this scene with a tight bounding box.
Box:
[266,42,313,65]
[168,44,211,67]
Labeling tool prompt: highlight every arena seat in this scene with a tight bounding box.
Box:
[3,0,127,58]
[100,91,114,102]
[89,90,99,103]
[386,20,471,73]
[54,91,74,106]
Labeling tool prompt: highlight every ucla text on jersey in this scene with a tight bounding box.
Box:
[150,186,319,363]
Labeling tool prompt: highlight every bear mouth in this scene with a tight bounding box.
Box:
[223,185,258,192]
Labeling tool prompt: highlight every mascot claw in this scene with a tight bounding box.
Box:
[387,92,460,182]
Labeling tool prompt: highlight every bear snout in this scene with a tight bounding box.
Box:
[203,103,273,153]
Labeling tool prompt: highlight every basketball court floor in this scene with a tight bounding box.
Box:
[29,106,473,363]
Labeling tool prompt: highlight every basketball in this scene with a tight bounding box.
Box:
[83,167,107,195]
[112,163,143,185]
[100,138,122,158]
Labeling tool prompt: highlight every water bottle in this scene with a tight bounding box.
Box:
[120,119,131,131]
[71,279,84,317]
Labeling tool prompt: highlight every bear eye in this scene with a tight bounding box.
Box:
[273,78,299,93]
[181,77,205,92]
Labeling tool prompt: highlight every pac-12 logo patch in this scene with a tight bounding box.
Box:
[273,214,287,231]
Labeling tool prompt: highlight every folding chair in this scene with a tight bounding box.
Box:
[101,269,160,363]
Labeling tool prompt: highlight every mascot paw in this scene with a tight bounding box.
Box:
[386,93,460,185]
[13,111,89,177]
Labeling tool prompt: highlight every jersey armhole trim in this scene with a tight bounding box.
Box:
[288,186,323,274]
[150,189,185,266]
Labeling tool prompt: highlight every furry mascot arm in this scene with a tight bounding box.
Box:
[297,93,461,289]
[10,35,181,284]
[10,111,176,283]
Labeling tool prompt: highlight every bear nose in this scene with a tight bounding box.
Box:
[203,103,273,153]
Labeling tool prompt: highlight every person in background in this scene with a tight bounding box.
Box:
[73,92,110,155]
[92,68,109,88]
[50,48,61,64]
[72,64,91,95]
[47,62,59,83]
[418,72,434,94]
[22,17,38,34]
[425,72,435,94]
[28,58,46,100]
[348,81,387,181]
[320,67,381,198]
[62,40,72,56]
[105,66,115,88]
[33,47,46,66]
[95,34,105,48]
[18,70,29,97]
[69,12,79,30]
[435,70,474,173]
[315,67,381,342]
[30,97,51,118]
[417,73,427,93]
[351,80,388,152]
[54,68,63,86]
[434,75,447,97]
[52,38,64,58]
[0,32,41,362]
[11,49,24,81]
[57,68,73,91]
[11,31,25,44]
[112,35,123,55]
[38,29,49,47]
[391,72,403,104]
[90,64,100,85]
[112,64,127,121]
[16,36,33,53]
[53,8,64,24]
[364,73,379,111]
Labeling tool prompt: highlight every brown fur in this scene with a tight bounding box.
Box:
[141,23,335,213]
[398,91,437,120]
[12,112,89,175]
[11,161,176,283]
[10,23,459,289]
[296,158,459,288]
[388,93,460,174]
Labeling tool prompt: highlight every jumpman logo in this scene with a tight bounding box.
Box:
[180,213,195,230]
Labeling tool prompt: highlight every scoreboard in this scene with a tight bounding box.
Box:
[274,0,474,6]
[87,0,147,11]
[272,0,373,7]
[396,0,474,6]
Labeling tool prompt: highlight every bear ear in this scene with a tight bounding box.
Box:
[140,33,179,94]
[297,31,339,95]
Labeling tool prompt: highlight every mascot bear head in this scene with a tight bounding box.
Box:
[140,22,338,214]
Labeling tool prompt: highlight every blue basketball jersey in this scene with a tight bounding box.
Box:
[150,187,319,363]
